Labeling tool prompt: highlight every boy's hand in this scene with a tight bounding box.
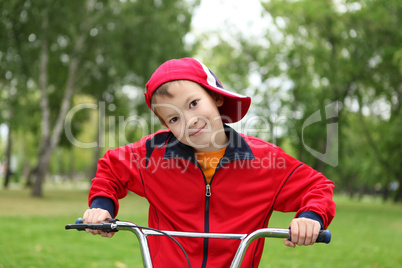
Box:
[83,208,114,238]
[284,218,321,248]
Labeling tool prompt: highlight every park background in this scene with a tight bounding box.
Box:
[0,0,401,267]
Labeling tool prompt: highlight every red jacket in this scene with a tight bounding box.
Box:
[89,125,335,267]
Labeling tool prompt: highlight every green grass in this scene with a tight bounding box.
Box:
[0,189,148,268]
[1,189,401,268]
[262,196,402,268]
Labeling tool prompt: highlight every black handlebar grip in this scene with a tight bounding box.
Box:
[316,230,331,244]
[65,218,118,233]
[288,229,331,244]
[65,218,85,231]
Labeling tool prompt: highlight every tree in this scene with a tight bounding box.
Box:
[0,0,199,196]
[197,0,402,201]
[258,0,402,200]
[348,0,402,201]
[0,1,37,188]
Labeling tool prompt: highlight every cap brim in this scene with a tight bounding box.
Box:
[202,83,251,123]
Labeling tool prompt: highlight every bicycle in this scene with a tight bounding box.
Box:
[65,218,331,268]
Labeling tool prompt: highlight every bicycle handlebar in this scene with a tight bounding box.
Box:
[65,218,331,268]
[65,218,331,244]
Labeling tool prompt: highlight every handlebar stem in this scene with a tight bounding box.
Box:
[230,228,289,267]
[126,224,154,268]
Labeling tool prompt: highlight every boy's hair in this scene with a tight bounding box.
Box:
[151,80,219,104]
[151,81,175,100]
[151,81,175,126]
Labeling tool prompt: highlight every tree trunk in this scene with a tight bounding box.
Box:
[32,140,52,197]
[90,101,105,181]
[69,150,76,183]
[25,166,36,188]
[31,15,84,197]
[3,124,12,188]
[22,162,33,187]
[394,183,402,202]
[32,65,79,196]
[32,13,50,197]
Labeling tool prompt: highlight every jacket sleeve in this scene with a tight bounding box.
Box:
[90,196,115,218]
[88,144,146,218]
[273,149,336,229]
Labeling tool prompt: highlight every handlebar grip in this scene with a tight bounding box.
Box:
[316,230,331,244]
[64,218,86,231]
[64,218,118,232]
[288,229,331,244]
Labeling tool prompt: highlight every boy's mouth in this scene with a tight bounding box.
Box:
[189,124,206,137]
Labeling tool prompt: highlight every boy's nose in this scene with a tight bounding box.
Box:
[186,114,198,127]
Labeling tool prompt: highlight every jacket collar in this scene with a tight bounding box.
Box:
[163,124,255,164]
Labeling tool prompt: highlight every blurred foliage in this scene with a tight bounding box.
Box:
[260,0,402,201]
[0,0,401,201]
[197,0,401,201]
[0,0,199,195]
[262,0,401,201]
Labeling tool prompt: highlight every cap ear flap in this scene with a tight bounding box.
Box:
[144,92,152,109]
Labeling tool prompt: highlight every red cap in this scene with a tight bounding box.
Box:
[145,58,251,123]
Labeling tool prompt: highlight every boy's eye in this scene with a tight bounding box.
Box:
[190,100,198,108]
[169,117,178,124]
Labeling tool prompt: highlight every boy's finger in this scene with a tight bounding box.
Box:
[83,209,91,223]
[297,221,307,245]
[84,209,99,224]
[289,221,300,244]
[284,238,296,248]
[101,231,114,238]
[310,222,320,245]
[304,223,313,245]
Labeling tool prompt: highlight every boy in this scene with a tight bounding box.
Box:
[83,58,335,267]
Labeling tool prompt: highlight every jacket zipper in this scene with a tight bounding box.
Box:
[206,184,211,197]
[201,157,221,267]
[201,182,211,268]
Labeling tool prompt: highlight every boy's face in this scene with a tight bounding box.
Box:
[152,80,228,152]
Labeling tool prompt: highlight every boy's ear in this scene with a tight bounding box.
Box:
[212,92,224,107]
